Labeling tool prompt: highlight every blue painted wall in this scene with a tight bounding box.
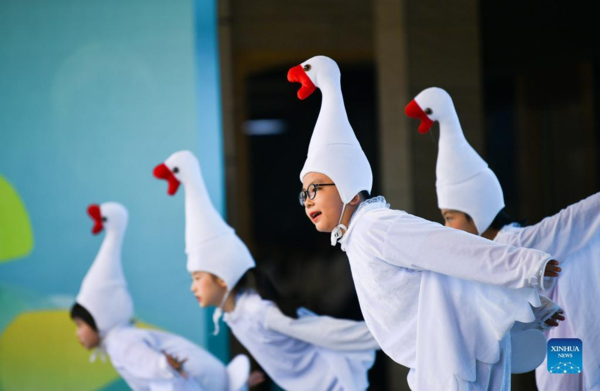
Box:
[0,0,226,387]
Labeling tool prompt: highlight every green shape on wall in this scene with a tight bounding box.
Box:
[0,175,34,263]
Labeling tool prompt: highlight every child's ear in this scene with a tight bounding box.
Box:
[216,277,228,289]
[349,193,362,206]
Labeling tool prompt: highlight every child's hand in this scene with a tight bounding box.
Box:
[544,310,565,327]
[544,260,561,277]
[163,351,188,379]
[248,370,266,388]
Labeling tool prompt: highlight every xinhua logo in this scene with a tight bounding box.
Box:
[547,338,583,374]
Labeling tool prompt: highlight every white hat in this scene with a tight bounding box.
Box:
[77,202,133,336]
[154,150,255,289]
[405,87,504,234]
[288,55,373,205]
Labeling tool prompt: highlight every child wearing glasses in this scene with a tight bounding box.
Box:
[288,56,563,390]
[154,150,380,391]
[407,86,598,391]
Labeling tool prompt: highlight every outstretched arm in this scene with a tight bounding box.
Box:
[113,339,184,381]
[498,192,600,261]
[377,213,559,290]
[266,306,380,351]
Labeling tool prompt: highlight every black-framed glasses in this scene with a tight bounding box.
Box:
[299,183,335,206]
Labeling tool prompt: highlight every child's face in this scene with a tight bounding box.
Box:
[302,172,344,233]
[190,271,228,308]
[74,318,100,350]
[441,209,478,235]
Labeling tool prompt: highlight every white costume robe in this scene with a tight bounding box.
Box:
[223,290,378,391]
[103,325,229,391]
[338,197,557,390]
[494,192,600,391]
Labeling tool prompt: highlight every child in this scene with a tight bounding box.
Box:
[71,202,251,391]
[288,56,563,390]
[406,86,600,391]
[154,150,379,391]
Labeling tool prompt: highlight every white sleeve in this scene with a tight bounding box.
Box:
[512,295,563,332]
[499,192,600,261]
[265,306,380,351]
[149,381,179,391]
[111,338,180,381]
[373,212,555,290]
[531,295,563,331]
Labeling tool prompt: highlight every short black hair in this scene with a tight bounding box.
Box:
[358,190,370,201]
[465,208,525,231]
[489,208,526,230]
[70,303,98,332]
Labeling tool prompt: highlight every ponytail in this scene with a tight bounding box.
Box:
[234,268,300,319]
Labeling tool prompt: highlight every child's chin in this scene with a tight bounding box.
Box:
[315,222,333,233]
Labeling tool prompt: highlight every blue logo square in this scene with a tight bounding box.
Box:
[547,338,582,374]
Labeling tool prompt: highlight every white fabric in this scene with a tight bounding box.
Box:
[297,56,372,205]
[103,325,231,391]
[495,192,600,261]
[413,87,504,234]
[223,290,376,391]
[537,243,600,391]
[267,306,380,352]
[407,334,512,391]
[339,197,557,390]
[225,355,251,391]
[509,295,563,374]
[76,202,134,336]
[525,295,563,333]
[161,151,255,291]
[494,192,600,391]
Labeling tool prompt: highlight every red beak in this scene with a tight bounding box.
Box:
[87,204,103,235]
[405,100,434,134]
[287,64,317,100]
[153,163,180,196]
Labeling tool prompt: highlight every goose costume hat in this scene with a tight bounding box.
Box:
[405,87,504,234]
[154,151,255,333]
[77,202,133,336]
[288,55,373,244]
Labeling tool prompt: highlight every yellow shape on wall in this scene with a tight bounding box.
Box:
[0,175,34,263]
[0,310,119,391]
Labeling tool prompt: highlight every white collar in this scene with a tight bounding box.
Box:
[349,196,390,227]
[497,222,522,237]
[90,323,133,363]
[222,289,254,324]
[338,196,390,250]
